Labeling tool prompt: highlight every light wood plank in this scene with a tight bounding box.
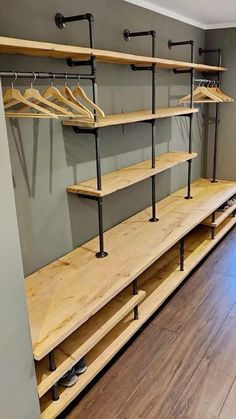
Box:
[202,202,236,227]
[63,107,198,128]
[25,178,236,361]
[0,36,226,71]
[67,151,197,197]
[40,217,236,419]
[36,289,145,398]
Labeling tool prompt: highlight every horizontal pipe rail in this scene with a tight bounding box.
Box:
[0,71,95,80]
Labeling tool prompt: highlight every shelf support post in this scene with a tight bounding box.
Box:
[48,351,59,401]
[168,39,195,199]
[96,197,108,258]
[199,48,223,183]
[55,12,108,257]
[179,237,185,271]
[124,28,158,222]
[211,212,216,239]
[132,279,139,320]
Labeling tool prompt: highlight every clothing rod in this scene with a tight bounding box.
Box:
[0,71,95,80]
[194,78,219,84]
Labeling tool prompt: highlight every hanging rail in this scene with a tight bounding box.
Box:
[0,71,95,80]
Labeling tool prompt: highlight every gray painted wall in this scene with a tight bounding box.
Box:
[0,82,40,419]
[205,28,236,181]
[0,0,205,276]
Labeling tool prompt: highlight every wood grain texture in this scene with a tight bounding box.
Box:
[219,378,236,419]
[25,178,236,361]
[36,289,145,398]
[67,151,197,197]
[40,218,236,418]
[170,305,236,419]
[202,202,236,227]
[0,36,226,71]
[63,107,198,128]
[116,275,236,419]
[67,325,176,419]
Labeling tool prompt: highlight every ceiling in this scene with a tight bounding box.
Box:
[124,0,236,29]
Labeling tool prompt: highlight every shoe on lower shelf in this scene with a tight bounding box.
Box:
[74,357,87,375]
[58,368,78,387]
[227,199,235,207]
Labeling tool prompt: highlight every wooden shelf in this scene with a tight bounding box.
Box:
[202,202,236,227]
[36,288,145,398]
[62,107,198,129]
[67,151,197,197]
[0,36,226,72]
[25,178,236,362]
[40,216,236,419]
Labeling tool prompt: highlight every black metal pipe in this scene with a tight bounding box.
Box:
[55,12,94,30]
[169,39,194,49]
[211,226,216,240]
[212,102,219,183]
[96,197,108,258]
[48,351,56,372]
[0,71,95,80]
[180,238,184,271]
[52,384,59,401]
[94,129,102,191]
[124,29,156,41]
[132,279,139,320]
[199,48,222,57]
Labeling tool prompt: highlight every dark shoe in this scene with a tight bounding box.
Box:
[58,368,78,387]
[74,357,87,375]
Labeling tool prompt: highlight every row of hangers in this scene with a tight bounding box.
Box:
[4,73,105,119]
[179,80,234,104]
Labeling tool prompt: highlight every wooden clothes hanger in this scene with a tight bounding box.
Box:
[15,73,75,117]
[72,77,105,118]
[59,76,93,119]
[42,75,92,119]
[180,84,223,103]
[4,73,58,118]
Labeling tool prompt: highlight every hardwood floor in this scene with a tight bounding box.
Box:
[66,227,236,419]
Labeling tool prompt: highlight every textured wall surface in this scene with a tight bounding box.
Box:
[0,0,205,275]
[205,28,236,181]
[0,82,40,419]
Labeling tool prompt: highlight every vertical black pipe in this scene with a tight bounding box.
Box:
[212,101,219,183]
[180,237,185,271]
[96,197,108,258]
[185,42,194,200]
[48,351,59,401]
[132,279,139,320]
[48,351,56,372]
[52,385,59,401]
[150,33,158,222]
[94,129,102,191]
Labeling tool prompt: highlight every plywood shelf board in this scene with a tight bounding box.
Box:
[25,178,236,361]
[202,202,236,227]
[67,151,197,197]
[36,289,145,398]
[0,37,226,72]
[62,107,198,128]
[40,217,236,419]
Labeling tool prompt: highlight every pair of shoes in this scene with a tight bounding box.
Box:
[58,357,88,388]
[227,196,236,207]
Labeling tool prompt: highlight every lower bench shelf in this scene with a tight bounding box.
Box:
[36,288,145,398]
[39,214,236,419]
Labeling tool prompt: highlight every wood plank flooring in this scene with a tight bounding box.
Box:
[64,227,236,419]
